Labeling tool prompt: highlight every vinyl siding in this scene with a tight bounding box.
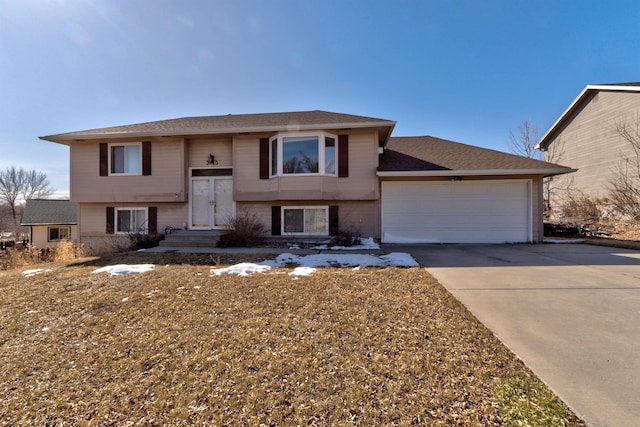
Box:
[233,130,380,201]
[188,137,233,168]
[70,137,187,203]
[544,91,640,207]
[30,225,78,249]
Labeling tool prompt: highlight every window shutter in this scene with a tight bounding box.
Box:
[106,207,114,234]
[142,141,152,176]
[329,205,339,235]
[259,138,269,179]
[338,135,349,177]
[147,206,158,235]
[271,206,281,236]
[99,143,108,176]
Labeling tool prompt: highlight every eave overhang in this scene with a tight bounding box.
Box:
[376,168,576,178]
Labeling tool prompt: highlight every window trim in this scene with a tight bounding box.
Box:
[114,207,149,234]
[108,142,142,176]
[269,132,338,177]
[48,226,71,242]
[281,206,329,236]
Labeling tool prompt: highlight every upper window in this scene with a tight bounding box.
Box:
[115,207,148,234]
[110,143,141,175]
[48,226,70,242]
[270,132,337,176]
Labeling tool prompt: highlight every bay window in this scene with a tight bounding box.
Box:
[270,132,337,176]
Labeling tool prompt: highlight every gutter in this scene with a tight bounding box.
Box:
[376,168,576,177]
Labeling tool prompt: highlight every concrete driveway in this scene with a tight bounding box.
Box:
[383,243,640,427]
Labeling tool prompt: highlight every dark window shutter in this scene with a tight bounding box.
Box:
[338,135,349,177]
[148,206,157,235]
[106,207,114,234]
[259,138,269,179]
[271,206,281,236]
[329,205,339,235]
[99,143,108,176]
[142,141,152,176]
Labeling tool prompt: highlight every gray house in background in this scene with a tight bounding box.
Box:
[536,83,640,214]
[21,199,78,248]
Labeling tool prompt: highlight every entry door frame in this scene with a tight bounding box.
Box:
[188,168,235,230]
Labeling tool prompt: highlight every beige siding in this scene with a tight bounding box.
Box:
[188,137,233,168]
[70,137,187,203]
[544,91,640,209]
[30,225,78,249]
[236,200,380,239]
[233,130,380,201]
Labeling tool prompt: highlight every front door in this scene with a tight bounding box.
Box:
[190,177,234,229]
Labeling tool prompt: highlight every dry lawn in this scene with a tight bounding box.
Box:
[0,253,585,426]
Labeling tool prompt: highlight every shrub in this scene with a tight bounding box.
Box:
[217,210,267,248]
[560,193,603,221]
[328,225,362,247]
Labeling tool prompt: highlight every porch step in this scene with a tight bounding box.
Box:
[159,230,225,248]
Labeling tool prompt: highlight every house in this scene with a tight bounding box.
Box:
[21,199,78,248]
[39,110,572,250]
[536,83,640,215]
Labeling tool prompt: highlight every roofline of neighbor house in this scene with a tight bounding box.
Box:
[20,222,77,226]
[376,168,576,178]
[536,84,640,150]
[39,120,397,144]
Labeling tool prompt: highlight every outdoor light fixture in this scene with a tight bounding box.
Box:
[207,154,218,165]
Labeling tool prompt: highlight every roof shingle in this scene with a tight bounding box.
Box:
[21,199,77,225]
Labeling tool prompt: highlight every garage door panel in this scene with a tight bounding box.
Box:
[382,181,531,244]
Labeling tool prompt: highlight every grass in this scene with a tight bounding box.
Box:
[0,253,585,426]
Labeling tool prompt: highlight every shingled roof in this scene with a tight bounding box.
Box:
[40,110,396,145]
[21,199,77,225]
[379,136,574,176]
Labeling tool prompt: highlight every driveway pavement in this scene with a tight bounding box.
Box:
[383,243,640,427]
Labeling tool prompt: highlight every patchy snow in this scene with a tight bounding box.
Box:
[92,264,155,276]
[262,252,418,268]
[210,263,272,276]
[289,267,316,276]
[311,237,380,250]
[21,268,52,277]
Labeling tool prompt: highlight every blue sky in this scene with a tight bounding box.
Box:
[1,0,639,197]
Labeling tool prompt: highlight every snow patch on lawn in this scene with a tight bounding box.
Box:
[262,252,418,268]
[210,263,272,276]
[22,268,52,277]
[92,264,155,276]
[311,237,380,250]
[289,267,316,276]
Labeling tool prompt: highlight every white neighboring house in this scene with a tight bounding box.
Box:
[21,199,78,249]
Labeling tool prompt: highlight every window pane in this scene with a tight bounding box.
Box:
[271,139,278,176]
[111,146,124,173]
[117,210,131,232]
[133,210,147,231]
[49,228,59,241]
[125,145,141,174]
[305,208,327,233]
[283,209,304,233]
[59,227,70,240]
[282,137,318,174]
[325,137,336,174]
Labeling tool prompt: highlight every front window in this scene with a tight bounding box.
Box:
[115,208,148,234]
[48,226,70,242]
[110,143,141,175]
[270,132,337,176]
[283,206,328,235]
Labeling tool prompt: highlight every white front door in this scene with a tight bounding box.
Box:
[190,177,234,229]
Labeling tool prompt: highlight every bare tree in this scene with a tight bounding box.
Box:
[0,166,54,225]
[509,119,542,159]
[609,116,640,219]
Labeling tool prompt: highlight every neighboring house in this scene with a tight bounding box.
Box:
[21,199,78,249]
[536,83,640,214]
[40,110,572,249]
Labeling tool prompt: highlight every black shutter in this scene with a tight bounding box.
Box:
[259,138,269,179]
[271,206,281,236]
[99,143,108,176]
[106,207,114,234]
[338,135,349,177]
[329,205,339,235]
[142,141,152,176]
[148,207,158,235]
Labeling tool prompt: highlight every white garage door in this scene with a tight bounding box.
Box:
[382,180,531,243]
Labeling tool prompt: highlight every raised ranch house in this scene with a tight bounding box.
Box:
[40,111,573,251]
[21,199,78,249]
[536,82,640,215]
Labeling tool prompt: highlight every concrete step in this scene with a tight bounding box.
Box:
[160,230,224,247]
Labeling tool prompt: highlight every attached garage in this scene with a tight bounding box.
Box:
[381,180,532,243]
